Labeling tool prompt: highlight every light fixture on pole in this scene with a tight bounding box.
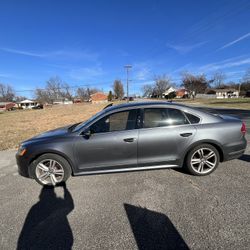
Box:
[124,65,132,103]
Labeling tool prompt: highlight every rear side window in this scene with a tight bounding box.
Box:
[143,108,189,128]
[184,112,200,124]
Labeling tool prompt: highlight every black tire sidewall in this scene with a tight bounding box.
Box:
[30,153,72,186]
[186,144,220,176]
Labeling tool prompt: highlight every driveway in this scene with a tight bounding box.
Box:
[0,144,249,249]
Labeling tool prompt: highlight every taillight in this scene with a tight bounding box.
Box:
[241,122,247,135]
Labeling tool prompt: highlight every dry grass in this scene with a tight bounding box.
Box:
[174,98,250,109]
[0,103,107,150]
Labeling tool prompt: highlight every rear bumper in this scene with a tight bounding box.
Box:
[16,153,31,178]
[223,138,247,161]
[223,149,246,161]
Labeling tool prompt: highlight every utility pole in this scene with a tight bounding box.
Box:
[124,65,132,103]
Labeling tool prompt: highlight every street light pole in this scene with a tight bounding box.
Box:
[124,65,132,103]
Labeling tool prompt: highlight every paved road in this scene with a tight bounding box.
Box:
[0,144,249,249]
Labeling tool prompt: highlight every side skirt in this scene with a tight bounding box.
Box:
[73,164,180,176]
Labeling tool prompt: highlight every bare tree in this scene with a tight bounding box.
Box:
[61,83,73,101]
[113,80,124,99]
[14,96,27,102]
[76,87,100,101]
[76,87,89,101]
[0,83,15,102]
[35,88,51,104]
[212,71,226,88]
[240,68,250,92]
[182,72,209,97]
[142,84,154,97]
[154,75,172,97]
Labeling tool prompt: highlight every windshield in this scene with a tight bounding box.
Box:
[72,109,107,132]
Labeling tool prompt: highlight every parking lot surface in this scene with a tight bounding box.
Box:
[0,142,249,249]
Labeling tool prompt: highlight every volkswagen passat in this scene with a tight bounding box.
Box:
[16,102,247,186]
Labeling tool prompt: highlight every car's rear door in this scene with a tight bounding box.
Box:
[74,109,140,172]
[138,107,196,167]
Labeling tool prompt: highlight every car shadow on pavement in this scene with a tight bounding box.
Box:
[239,154,250,163]
[124,203,189,250]
[17,183,74,250]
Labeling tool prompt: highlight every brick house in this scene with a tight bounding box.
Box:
[0,102,15,111]
[90,92,108,103]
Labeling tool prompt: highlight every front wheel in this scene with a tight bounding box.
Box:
[185,144,220,176]
[31,153,72,186]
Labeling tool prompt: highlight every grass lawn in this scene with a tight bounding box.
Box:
[0,103,107,151]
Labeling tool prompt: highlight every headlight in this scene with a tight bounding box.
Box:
[18,145,27,156]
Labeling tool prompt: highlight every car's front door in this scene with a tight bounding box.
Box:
[74,109,139,172]
[138,107,196,167]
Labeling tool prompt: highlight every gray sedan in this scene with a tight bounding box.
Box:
[16,102,247,186]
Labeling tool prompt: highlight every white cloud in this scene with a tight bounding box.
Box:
[166,41,207,54]
[132,62,152,81]
[199,56,250,72]
[219,32,250,50]
[0,47,99,61]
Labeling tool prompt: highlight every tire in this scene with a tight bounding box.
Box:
[30,153,72,186]
[185,144,220,176]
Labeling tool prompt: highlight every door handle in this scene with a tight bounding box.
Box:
[180,133,193,137]
[123,138,136,143]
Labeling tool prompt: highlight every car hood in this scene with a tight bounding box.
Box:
[23,125,71,143]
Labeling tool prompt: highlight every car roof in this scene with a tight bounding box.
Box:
[104,101,222,124]
[105,101,186,111]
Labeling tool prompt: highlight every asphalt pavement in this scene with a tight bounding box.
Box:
[0,107,250,250]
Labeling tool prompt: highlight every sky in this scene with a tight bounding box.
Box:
[0,0,250,97]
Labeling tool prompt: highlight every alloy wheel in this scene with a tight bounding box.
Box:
[190,147,217,174]
[35,159,64,185]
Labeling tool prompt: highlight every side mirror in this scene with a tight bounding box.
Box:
[82,128,91,138]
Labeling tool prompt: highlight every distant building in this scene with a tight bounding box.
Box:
[0,102,15,111]
[53,98,73,105]
[214,89,239,98]
[90,92,108,103]
[176,89,189,98]
[162,87,176,98]
[19,99,38,109]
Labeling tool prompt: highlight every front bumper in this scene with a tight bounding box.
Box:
[16,153,31,178]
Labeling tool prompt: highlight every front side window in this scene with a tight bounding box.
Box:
[90,109,138,133]
[143,108,189,128]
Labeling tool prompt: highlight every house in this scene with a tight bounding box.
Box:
[175,89,189,98]
[53,98,73,105]
[90,92,108,103]
[0,102,15,111]
[162,87,176,98]
[19,99,38,109]
[214,89,239,99]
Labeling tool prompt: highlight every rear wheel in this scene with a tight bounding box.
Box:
[186,144,219,176]
[31,153,71,186]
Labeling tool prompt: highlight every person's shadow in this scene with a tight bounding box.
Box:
[17,183,74,250]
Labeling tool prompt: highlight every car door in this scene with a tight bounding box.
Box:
[138,107,196,167]
[74,109,140,172]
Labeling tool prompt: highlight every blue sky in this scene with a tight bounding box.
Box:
[0,0,250,97]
